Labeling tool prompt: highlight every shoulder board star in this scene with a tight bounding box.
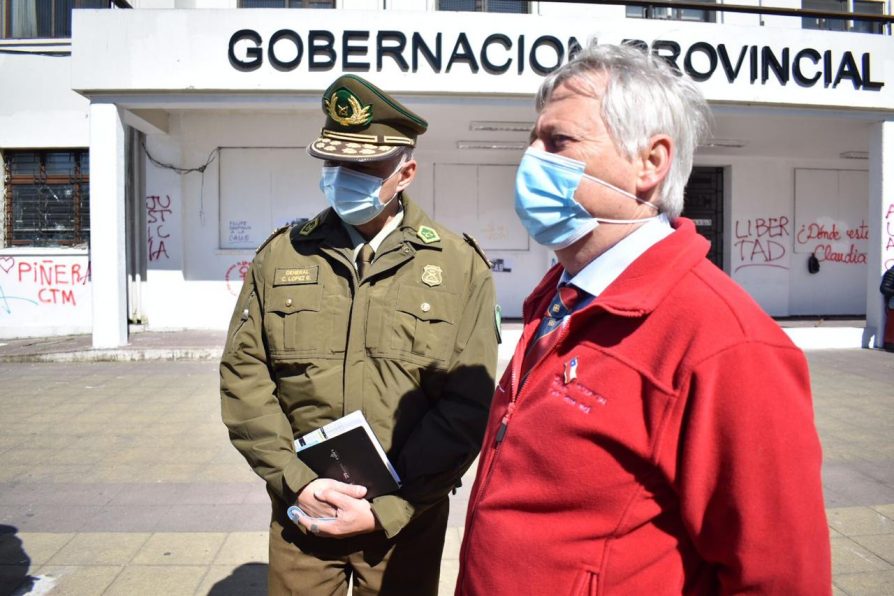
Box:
[463,233,492,268]
[416,225,440,244]
[255,224,291,254]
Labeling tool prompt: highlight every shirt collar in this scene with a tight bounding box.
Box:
[344,202,405,259]
[561,214,673,297]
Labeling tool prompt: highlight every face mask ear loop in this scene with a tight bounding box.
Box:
[593,215,661,225]
[379,155,409,212]
[579,172,659,211]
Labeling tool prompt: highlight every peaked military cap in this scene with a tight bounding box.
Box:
[307,74,428,163]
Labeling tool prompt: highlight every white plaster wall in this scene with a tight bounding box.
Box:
[386,0,428,10]
[140,108,548,329]
[71,10,894,111]
[726,158,794,316]
[0,53,89,148]
[138,106,881,329]
[142,109,325,329]
[696,153,873,317]
[0,250,92,338]
[0,52,94,338]
[343,0,380,9]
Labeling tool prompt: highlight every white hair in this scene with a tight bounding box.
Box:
[535,41,712,218]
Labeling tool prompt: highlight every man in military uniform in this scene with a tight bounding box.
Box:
[220,74,498,595]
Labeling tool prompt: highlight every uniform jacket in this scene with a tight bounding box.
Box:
[221,196,498,538]
[457,218,830,595]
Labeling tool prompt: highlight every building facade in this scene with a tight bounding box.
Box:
[1,0,893,348]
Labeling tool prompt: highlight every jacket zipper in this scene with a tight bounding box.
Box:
[458,317,571,591]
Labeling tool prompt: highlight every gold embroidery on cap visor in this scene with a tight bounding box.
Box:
[309,131,414,160]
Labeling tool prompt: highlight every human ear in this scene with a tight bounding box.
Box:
[395,159,417,192]
[636,135,672,195]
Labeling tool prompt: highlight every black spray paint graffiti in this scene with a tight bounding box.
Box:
[147,194,173,262]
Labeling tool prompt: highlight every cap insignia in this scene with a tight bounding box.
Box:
[421,265,443,287]
[325,88,372,127]
[417,226,440,244]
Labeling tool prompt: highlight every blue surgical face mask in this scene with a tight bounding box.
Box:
[514,148,659,250]
[320,160,403,226]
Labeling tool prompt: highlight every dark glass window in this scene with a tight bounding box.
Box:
[627,0,717,23]
[438,0,529,14]
[802,0,884,34]
[0,0,107,40]
[3,150,90,247]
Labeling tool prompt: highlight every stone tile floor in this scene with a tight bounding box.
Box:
[0,346,891,595]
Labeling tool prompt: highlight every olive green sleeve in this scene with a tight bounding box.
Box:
[219,258,318,504]
[370,259,498,538]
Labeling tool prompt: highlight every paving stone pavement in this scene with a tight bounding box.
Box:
[0,340,892,595]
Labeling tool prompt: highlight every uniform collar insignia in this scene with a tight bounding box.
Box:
[299,217,319,236]
[416,225,440,244]
[325,88,373,127]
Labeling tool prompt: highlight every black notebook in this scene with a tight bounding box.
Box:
[294,410,401,499]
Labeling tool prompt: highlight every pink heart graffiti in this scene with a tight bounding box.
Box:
[0,256,13,274]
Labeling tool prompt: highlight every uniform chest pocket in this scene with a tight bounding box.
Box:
[265,285,325,355]
[390,285,458,364]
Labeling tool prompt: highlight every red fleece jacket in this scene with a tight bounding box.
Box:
[457,219,830,596]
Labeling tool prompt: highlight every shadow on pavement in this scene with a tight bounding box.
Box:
[208,562,268,595]
[0,525,35,595]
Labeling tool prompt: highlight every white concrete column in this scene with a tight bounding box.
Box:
[89,102,128,348]
[865,120,894,349]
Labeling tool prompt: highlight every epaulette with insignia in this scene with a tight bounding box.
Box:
[463,233,492,268]
[255,225,290,254]
[298,216,321,237]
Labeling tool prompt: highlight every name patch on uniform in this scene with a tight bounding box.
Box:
[274,266,319,286]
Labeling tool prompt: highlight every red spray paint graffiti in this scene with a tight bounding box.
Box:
[885,203,894,270]
[795,219,870,266]
[733,216,790,272]
[226,261,252,296]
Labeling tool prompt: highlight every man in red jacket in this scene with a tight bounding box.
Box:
[457,41,831,595]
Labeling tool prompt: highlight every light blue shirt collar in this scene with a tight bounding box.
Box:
[561,214,673,298]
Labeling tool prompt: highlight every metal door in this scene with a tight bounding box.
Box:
[682,167,724,269]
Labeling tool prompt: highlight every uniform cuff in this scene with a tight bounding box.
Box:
[280,458,318,504]
[370,494,416,538]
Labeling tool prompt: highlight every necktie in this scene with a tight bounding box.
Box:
[520,284,586,379]
[357,243,374,279]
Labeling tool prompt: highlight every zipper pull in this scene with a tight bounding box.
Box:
[494,402,516,446]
